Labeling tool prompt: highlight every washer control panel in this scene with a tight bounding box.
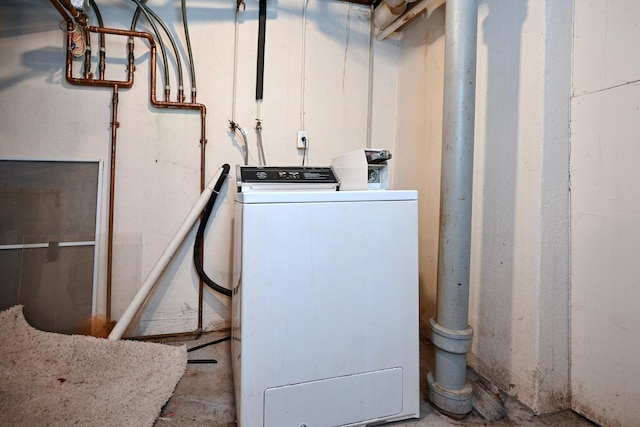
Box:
[237,166,340,192]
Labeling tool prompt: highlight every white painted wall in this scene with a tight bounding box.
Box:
[394,5,445,336]
[571,1,640,426]
[470,1,572,413]
[396,0,572,414]
[0,0,400,336]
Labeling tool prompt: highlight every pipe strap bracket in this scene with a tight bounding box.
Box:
[430,318,473,354]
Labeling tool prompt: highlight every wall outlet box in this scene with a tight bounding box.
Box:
[297,131,308,149]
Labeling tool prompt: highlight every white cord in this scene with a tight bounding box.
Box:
[366,3,374,149]
[231,6,241,122]
[300,0,309,131]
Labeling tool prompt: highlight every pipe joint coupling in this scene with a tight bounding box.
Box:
[427,372,473,416]
[430,318,473,354]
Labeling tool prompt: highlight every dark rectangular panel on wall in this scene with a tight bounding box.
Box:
[0,160,99,334]
[0,189,61,244]
[0,160,98,244]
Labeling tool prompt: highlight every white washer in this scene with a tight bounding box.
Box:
[232,189,419,427]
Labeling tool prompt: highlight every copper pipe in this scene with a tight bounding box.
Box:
[103,29,210,336]
[62,26,149,322]
[198,132,207,331]
[83,29,92,79]
[127,327,232,343]
[107,84,120,321]
[56,0,88,28]
[146,40,211,337]
[50,0,72,24]
[50,14,212,337]
[65,26,142,88]
[126,330,205,342]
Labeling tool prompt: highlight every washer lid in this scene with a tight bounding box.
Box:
[235,189,417,204]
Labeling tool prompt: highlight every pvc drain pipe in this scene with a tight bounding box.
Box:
[427,0,478,417]
[108,168,228,341]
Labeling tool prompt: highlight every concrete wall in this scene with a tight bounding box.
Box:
[571,1,640,425]
[396,0,572,413]
[394,5,445,336]
[0,0,400,336]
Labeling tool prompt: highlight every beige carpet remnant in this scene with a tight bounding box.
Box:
[0,305,187,427]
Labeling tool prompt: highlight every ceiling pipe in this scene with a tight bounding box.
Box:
[427,0,478,417]
[373,0,408,31]
[376,0,445,41]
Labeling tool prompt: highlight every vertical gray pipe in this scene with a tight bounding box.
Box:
[427,0,478,417]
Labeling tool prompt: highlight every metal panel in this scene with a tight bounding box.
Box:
[264,368,403,427]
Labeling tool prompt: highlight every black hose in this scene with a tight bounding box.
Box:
[187,336,230,353]
[256,0,267,102]
[88,0,105,79]
[83,29,92,78]
[129,0,171,95]
[187,359,218,364]
[89,0,104,31]
[181,0,197,100]
[186,336,230,364]
[193,164,232,297]
[137,1,185,91]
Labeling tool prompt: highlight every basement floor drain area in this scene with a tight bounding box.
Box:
[153,332,595,427]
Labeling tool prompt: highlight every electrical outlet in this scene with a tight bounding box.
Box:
[297,131,308,149]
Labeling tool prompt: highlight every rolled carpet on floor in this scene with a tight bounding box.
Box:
[0,305,187,427]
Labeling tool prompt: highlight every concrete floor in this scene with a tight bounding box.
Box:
[153,331,595,427]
